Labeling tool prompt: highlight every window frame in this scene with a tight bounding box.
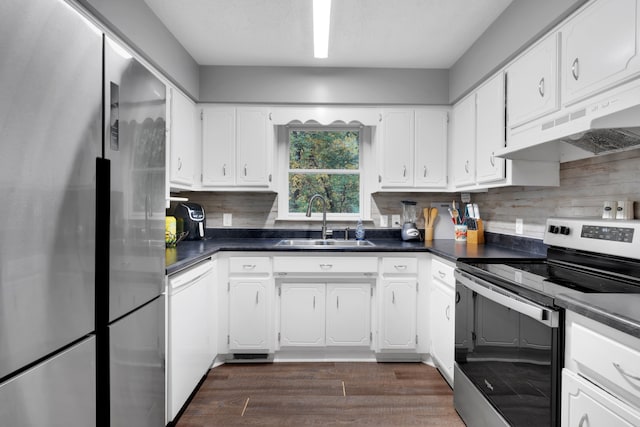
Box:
[276,124,372,222]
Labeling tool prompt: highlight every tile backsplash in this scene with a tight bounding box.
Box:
[173,148,640,240]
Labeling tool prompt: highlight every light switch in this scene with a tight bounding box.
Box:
[515,218,524,235]
[380,215,389,228]
[223,213,232,227]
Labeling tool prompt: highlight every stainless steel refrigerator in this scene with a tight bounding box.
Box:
[0,1,166,425]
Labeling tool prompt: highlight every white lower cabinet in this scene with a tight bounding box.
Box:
[429,257,456,386]
[563,311,640,426]
[378,280,417,350]
[279,283,326,347]
[326,284,372,346]
[278,282,372,348]
[227,257,273,352]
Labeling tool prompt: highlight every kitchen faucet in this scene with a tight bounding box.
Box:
[306,194,333,239]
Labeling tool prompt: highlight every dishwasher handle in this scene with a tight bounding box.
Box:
[455,270,559,328]
[169,260,214,292]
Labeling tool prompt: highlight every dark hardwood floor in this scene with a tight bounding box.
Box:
[176,362,465,426]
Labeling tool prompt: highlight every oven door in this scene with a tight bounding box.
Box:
[454,270,562,427]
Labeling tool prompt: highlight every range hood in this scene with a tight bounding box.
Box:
[495,79,640,162]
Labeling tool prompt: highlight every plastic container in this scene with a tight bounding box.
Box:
[355,219,365,240]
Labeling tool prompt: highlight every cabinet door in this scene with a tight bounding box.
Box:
[414,109,448,188]
[379,109,414,187]
[506,33,559,128]
[562,0,640,105]
[379,279,416,350]
[229,279,270,351]
[476,73,506,184]
[169,89,197,187]
[326,283,371,346]
[202,106,235,186]
[279,283,325,347]
[451,95,476,188]
[236,107,271,187]
[430,279,454,384]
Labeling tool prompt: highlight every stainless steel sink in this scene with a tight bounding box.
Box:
[275,239,375,248]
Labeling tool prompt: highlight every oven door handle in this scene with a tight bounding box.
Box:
[456,271,559,328]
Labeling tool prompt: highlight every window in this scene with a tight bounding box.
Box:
[285,127,362,218]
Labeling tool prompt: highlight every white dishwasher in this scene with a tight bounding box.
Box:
[167,259,215,421]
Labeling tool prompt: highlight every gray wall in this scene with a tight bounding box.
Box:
[199,66,449,105]
[77,0,200,99]
[449,0,588,102]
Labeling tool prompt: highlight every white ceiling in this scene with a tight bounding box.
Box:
[144,0,512,69]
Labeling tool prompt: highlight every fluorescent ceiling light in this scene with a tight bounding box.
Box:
[313,0,331,58]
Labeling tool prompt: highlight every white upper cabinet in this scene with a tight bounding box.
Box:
[506,33,560,129]
[201,106,235,186]
[235,107,272,187]
[168,88,197,189]
[414,109,448,188]
[451,95,476,188]
[476,73,506,184]
[378,108,448,190]
[561,0,640,106]
[201,105,273,190]
[379,109,414,188]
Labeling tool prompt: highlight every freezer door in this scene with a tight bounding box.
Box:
[0,336,96,426]
[104,38,166,321]
[110,295,165,427]
[0,0,100,378]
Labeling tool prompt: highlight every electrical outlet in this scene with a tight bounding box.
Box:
[392,214,401,228]
[515,218,524,235]
[223,213,232,227]
[380,215,389,228]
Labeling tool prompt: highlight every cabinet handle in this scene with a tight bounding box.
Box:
[445,305,450,320]
[313,296,316,309]
[336,296,339,309]
[244,164,248,176]
[394,264,407,271]
[255,291,259,304]
[455,291,461,304]
[242,264,256,270]
[613,362,640,382]
[392,291,395,304]
[423,166,427,178]
[464,160,470,173]
[438,270,446,279]
[402,165,407,178]
[223,163,227,176]
[578,413,589,427]
[538,77,545,97]
[572,58,580,81]
[177,157,182,171]
[490,152,495,167]
[319,263,333,269]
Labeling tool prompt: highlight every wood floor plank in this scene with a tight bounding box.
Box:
[175,362,464,427]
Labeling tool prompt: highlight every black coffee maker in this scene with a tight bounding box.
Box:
[174,202,206,240]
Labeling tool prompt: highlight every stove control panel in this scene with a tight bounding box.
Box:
[544,217,640,260]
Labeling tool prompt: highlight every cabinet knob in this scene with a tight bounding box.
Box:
[445,305,450,320]
[394,265,407,271]
[319,263,333,269]
[578,414,589,427]
[402,165,407,178]
[423,166,428,178]
[572,58,580,81]
[244,164,248,176]
[177,157,182,171]
[223,163,227,176]
[490,152,495,167]
[464,160,470,174]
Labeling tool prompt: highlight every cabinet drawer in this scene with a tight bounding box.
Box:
[273,256,377,274]
[562,369,640,427]
[381,257,417,274]
[229,257,271,274]
[571,322,640,407]
[431,258,455,286]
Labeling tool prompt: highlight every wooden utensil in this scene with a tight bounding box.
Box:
[429,207,438,227]
[423,208,431,227]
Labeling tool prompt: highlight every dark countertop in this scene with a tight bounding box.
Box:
[166,236,544,275]
[555,293,640,340]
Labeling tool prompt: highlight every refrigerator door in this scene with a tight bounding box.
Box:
[104,38,166,322]
[0,336,96,426]
[110,295,165,427]
[0,0,100,379]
